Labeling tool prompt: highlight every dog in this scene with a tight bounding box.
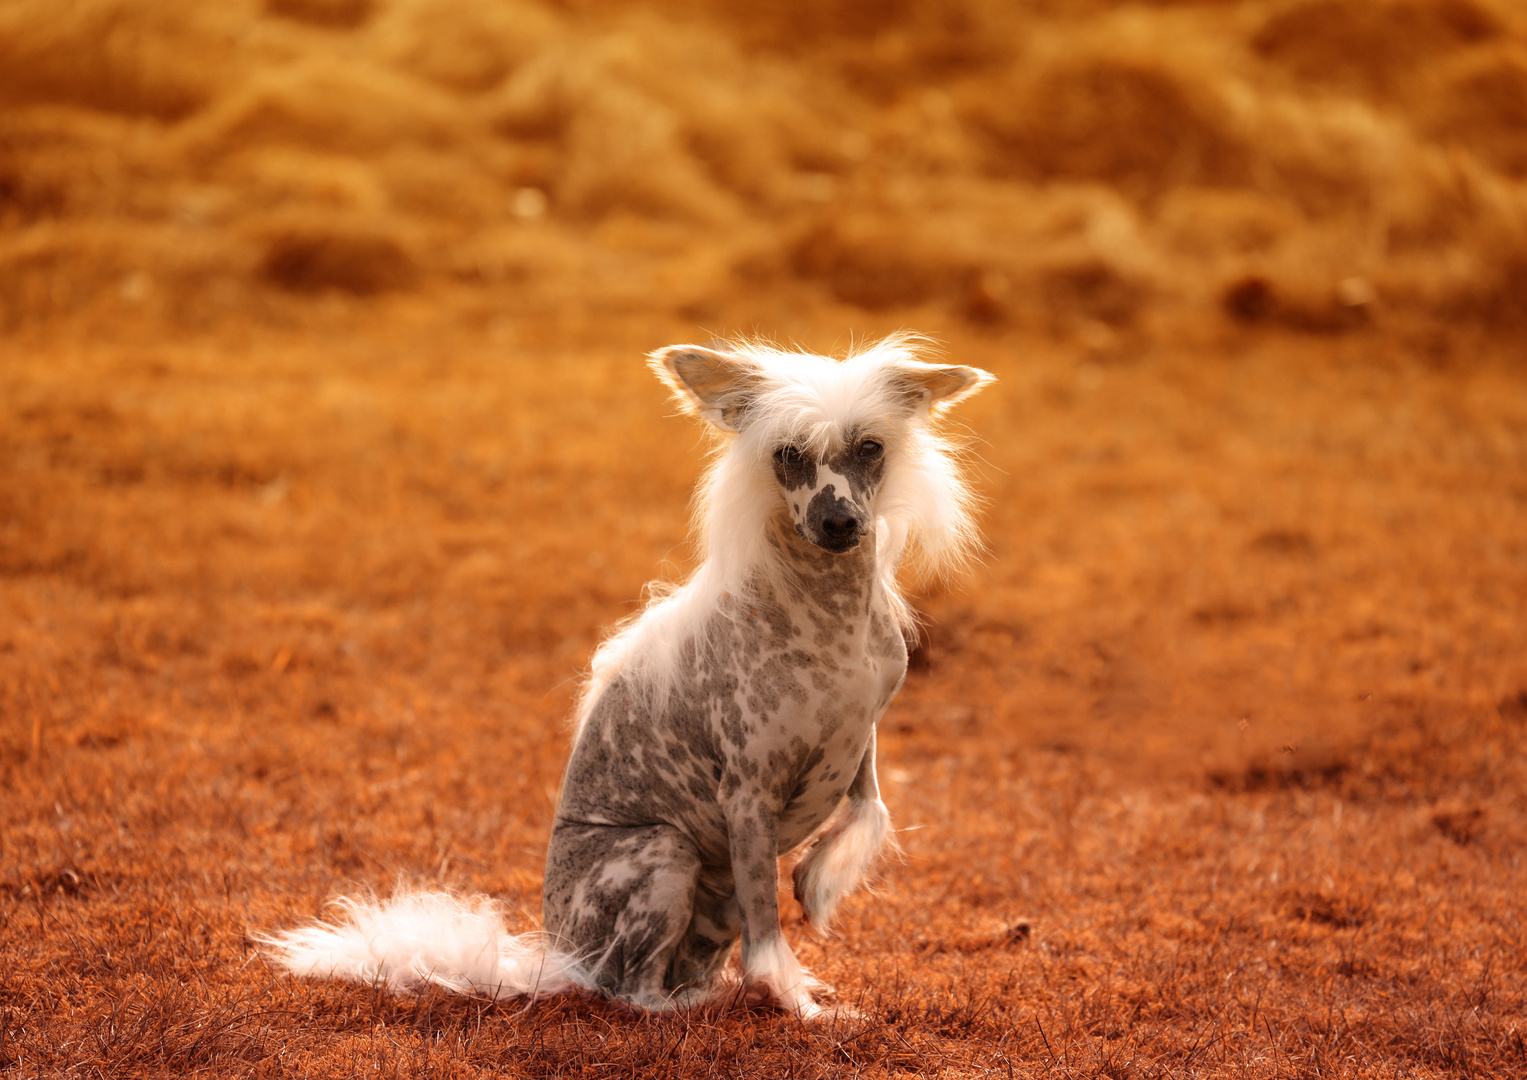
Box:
[263,334,992,1017]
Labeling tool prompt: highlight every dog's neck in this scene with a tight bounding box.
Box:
[758,511,882,618]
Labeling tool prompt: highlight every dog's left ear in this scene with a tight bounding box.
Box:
[649,343,766,432]
[889,361,995,412]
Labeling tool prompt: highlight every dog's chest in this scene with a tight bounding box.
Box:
[727,591,906,850]
[554,562,907,860]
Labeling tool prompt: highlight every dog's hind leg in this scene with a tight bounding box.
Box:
[792,728,892,934]
[542,822,707,1009]
[669,868,741,991]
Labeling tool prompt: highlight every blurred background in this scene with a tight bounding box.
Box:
[1,0,1525,335]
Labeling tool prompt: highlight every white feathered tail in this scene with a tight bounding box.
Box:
[259,891,593,1000]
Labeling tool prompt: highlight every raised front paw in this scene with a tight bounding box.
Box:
[791,797,891,933]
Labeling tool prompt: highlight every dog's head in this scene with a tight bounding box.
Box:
[650,338,992,555]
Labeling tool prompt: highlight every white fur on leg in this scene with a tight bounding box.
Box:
[258,891,592,1000]
[792,797,891,934]
[743,934,821,1018]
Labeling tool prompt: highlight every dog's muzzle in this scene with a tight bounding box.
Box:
[804,485,865,553]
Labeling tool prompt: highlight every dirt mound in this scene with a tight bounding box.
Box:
[967,59,1251,200]
[372,0,559,93]
[259,223,418,295]
[0,0,1524,335]
[266,0,375,30]
[0,0,243,120]
[1252,0,1504,98]
[1421,47,1527,177]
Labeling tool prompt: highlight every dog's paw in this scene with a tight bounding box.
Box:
[741,936,823,1018]
[748,980,825,1020]
[804,1001,870,1026]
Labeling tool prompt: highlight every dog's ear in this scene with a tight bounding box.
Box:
[889,361,994,412]
[649,343,766,432]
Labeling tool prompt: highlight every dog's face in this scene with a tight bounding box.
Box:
[649,338,991,556]
[770,432,885,553]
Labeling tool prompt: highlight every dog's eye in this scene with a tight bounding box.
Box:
[774,446,805,466]
[858,440,883,460]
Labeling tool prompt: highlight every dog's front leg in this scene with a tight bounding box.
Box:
[792,728,892,932]
[725,794,819,1017]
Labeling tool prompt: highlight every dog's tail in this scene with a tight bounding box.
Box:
[258,891,592,1000]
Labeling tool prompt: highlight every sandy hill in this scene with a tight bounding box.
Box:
[1,0,1524,336]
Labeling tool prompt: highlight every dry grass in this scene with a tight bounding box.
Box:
[3,1,1527,1076]
[3,311,1525,1077]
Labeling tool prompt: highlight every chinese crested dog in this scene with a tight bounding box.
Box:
[264,334,992,1016]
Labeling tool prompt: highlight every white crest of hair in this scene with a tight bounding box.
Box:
[258,891,592,1000]
[577,331,989,730]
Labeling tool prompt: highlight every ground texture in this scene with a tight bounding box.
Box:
[4,311,1525,1078]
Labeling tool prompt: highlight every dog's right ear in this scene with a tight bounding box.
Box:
[887,360,995,413]
[648,343,765,432]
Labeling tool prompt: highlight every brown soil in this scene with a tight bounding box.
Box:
[3,1,1526,1077]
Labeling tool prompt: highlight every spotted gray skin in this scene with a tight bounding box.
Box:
[543,442,906,1009]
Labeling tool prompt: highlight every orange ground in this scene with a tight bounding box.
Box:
[3,1,1527,1076]
[4,305,1525,1076]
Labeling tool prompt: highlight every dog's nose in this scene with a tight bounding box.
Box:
[821,514,860,540]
